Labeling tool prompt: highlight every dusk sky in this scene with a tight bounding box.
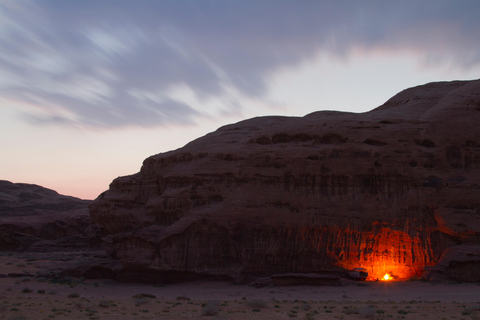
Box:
[1,0,480,200]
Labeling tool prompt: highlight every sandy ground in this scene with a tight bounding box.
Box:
[1,254,480,319]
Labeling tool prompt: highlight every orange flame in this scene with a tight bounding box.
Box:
[383,274,390,281]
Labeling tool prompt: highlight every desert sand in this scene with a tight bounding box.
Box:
[1,254,479,320]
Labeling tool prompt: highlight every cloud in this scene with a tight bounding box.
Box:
[0,0,479,129]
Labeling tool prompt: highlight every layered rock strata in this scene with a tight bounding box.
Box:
[90,79,480,282]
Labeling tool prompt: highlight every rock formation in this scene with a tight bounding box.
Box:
[0,180,94,251]
[90,79,480,282]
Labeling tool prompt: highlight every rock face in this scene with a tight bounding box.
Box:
[423,245,480,282]
[90,79,480,282]
[0,180,94,251]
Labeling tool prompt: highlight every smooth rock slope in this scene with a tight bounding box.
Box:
[90,79,480,282]
[0,180,93,251]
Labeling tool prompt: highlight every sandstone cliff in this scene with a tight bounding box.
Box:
[90,79,480,282]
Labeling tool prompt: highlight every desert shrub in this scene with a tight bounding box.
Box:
[359,306,376,318]
[21,287,32,293]
[67,293,79,298]
[463,304,480,314]
[245,299,267,309]
[397,309,408,314]
[37,290,45,294]
[85,308,97,317]
[98,300,110,308]
[134,298,149,306]
[343,307,358,314]
[176,295,191,301]
[7,315,28,320]
[287,310,298,318]
[132,293,156,299]
[301,303,312,311]
[201,300,219,316]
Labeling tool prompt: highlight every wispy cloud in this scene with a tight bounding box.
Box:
[1,0,479,129]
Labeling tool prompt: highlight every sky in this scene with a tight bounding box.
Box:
[1,0,480,200]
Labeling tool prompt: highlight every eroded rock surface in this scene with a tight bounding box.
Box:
[90,79,480,282]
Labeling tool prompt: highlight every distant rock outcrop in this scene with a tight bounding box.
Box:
[0,180,94,251]
[90,79,480,283]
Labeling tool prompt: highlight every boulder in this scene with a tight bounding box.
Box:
[90,79,480,282]
[423,245,480,282]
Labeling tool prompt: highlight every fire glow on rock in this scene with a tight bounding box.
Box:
[334,227,433,280]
